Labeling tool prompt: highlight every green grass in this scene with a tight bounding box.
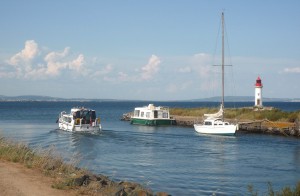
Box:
[170,107,300,122]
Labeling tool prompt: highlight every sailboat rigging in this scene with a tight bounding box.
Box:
[193,12,238,136]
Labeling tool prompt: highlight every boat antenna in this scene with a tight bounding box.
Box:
[222,11,225,115]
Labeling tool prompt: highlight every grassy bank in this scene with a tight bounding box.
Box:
[0,136,167,196]
[248,182,300,196]
[170,107,300,122]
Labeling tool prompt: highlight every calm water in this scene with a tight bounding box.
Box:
[0,101,300,195]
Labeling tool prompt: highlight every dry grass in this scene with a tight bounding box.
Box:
[0,136,85,190]
[262,121,295,129]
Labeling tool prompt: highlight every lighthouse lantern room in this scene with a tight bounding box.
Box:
[255,76,263,107]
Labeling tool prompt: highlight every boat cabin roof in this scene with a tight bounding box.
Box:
[71,107,95,113]
[134,104,169,111]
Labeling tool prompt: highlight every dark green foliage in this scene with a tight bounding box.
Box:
[288,112,299,122]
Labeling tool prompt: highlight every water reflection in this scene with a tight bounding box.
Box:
[294,147,300,170]
[134,125,157,133]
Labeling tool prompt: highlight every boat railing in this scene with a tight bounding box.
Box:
[157,106,169,111]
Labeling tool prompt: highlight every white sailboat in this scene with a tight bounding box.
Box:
[194,12,238,136]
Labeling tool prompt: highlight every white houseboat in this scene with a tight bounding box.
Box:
[58,107,101,132]
[130,104,175,126]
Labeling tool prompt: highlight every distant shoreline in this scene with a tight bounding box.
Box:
[1,95,300,102]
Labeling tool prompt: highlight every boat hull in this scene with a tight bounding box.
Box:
[131,118,175,126]
[194,124,236,136]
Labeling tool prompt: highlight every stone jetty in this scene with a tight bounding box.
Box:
[238,119,300,137]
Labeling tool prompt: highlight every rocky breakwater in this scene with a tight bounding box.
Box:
[122,107,300,137]
[170,115,198,127]
[238,119,300,137]
[73,173,169,196]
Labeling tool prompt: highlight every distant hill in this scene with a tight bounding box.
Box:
[0,95,115,102]
[0,95,64,101]
[0,95,299,102]
[189,96,299,102]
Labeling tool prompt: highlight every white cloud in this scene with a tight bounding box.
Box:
[91,55,162,83]
[69,54,85,72]
[44,49,68,76]
[192,53,213,77]
[118,71,130,81]
[283,67,300,73]
[167,81,193,93]
[8,40,39,66]
[177,66,191,73]
[44,47,69,62]
[92,64,113,77]
[4,40,88,79]
[141,55,161,80]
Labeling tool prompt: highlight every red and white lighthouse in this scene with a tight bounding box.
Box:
[255,76,263,107]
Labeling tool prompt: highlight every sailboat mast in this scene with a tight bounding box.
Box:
[221,12,225,120]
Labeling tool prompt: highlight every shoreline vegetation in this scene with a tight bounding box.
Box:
[122,107,300,137]
[0,136,168,196]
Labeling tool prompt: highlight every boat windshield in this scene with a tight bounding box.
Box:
[204,121,212,125]
[74,110,97,124]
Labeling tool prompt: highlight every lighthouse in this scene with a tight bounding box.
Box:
[255,76,263,107]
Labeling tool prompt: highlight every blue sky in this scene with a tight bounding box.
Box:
[0,0,299,100]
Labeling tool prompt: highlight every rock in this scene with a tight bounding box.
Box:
[121,112,132,121]
[118,181,154,196]
[74,174,89,186]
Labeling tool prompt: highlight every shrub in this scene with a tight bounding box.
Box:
[248,181,300,196]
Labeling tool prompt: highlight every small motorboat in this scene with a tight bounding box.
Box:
[58,107,101,132]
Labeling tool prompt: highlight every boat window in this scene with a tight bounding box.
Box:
[76,111,80,119]
[163,112,168,118]
[146,112,150,118]
[64,117,72,123]
[204,121,212,125]
[134,110,140,117]
[225,122,229,125]
[86,111,91,124]
[91,111,96,120]
[141,112,144,117]
[154,110,158,118]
